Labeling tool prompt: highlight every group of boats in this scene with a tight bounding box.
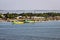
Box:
[12,20,35,24]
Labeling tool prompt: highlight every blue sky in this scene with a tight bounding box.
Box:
[0,0,60,10]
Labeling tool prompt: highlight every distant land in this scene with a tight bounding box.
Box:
[0,10,60,14]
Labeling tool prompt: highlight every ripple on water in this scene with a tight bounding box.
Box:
[0,21,60,40]
[0,35,60,40]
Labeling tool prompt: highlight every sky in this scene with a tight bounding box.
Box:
[0,0,60,10]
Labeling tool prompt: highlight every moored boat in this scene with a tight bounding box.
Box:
[12,21,24,24]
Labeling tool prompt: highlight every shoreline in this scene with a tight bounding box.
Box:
[0,20,60,22]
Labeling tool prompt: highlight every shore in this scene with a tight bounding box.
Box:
[0,18,60,22]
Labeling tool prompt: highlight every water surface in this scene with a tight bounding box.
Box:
[0,21,60,40]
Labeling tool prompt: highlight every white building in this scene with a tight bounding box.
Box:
[32,16,45,21]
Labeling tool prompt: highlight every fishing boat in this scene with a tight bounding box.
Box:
[12,20,35,24]
[12,21,24,24]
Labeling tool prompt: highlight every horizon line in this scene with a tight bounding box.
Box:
[0,9,60,11]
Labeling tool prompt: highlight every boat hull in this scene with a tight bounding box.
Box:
[13,22,24,24]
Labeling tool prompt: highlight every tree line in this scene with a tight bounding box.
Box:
[0,12,60,19]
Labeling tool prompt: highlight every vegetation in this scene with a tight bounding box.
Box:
[3,12,19,19]
[0,12,60,19]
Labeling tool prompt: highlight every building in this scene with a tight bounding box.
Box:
[32,16,45,21]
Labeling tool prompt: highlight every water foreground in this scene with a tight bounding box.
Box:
[0,21,60,40]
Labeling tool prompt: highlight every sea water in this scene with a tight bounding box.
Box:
[0,21,60,40]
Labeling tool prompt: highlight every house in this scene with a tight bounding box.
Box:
[31,16,45,21]
[16,16,22,19]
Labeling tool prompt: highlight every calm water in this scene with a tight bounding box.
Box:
[0,21,60,40]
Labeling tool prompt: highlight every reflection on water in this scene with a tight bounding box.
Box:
[0,21,60,40]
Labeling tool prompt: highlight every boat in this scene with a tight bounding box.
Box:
[12,20,35,24]
[12,21,24,24]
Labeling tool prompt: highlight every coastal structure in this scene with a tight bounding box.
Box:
[31,16,45,21]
